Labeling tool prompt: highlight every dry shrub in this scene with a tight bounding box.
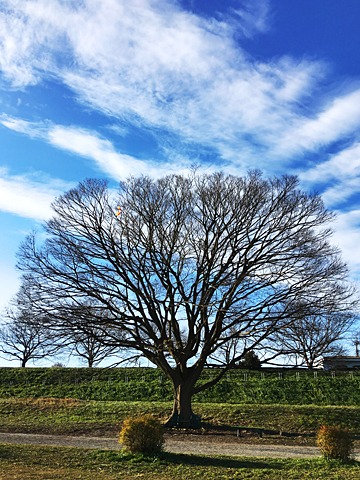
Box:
[119,414,164,455]
[317,425,354,462]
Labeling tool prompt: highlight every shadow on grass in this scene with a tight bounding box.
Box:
[114,450,360,471]
[163,452,279,469]
[166,453,360,471]
[2,443,360,474]
[93,449,281,470]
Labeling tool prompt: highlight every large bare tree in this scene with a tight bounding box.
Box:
[17,172,356,426]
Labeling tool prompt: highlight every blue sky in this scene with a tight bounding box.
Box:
[1,0,360,313]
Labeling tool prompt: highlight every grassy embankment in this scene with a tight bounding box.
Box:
[1,368,360,479]
[1,367,360,405]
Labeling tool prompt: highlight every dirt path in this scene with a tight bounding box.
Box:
[1,432,358,459]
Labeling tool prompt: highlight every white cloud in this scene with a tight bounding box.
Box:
[0,0,331,168]
[0,168,69,220]
[299,143,360,207]
[0,115,192,179]
[301,143,360,184]
[227,0,271,38]
[48,125,182,179]
[321,178,360,208]
[0,0,360,195]
[276,89,360,157]
[332,210,360,278]
[0,0,68,87]
[0,115,46,139]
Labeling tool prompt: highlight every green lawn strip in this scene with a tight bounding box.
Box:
[2,367,360,405]
[1,399,360,436]
[196,403,360,434]
[0,444,360,480]
[0,398,171,435]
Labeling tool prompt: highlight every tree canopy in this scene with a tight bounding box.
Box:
[17,171,356,426]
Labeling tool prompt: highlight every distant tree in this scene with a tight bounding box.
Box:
[272,307,354,368]
[51,362,65,368]
[17,172,356,426]
[238,350,262,369]
[0,280,60,367]
[69,326,120,367]
[60,303,123,367]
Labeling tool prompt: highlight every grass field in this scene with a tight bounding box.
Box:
[1,367,360,478]
[1,397,360,437]
[0,444,360,480]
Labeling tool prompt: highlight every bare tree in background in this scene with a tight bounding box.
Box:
[68,326,122,367]
[59,302,124,367]
[17,171,356,426]
[0,281,60,367]
[272,307,354,368]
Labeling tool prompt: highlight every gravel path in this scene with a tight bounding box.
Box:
[2,432,360,460]
[0,432,338,459]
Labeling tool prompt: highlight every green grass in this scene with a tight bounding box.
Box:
[1,398,360,437]
[2,367,360,405]
[0,445,360,480]
[0,444,359,479]
[2,368,360,478]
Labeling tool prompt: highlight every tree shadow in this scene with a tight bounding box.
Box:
[161,452,360,470]
[162,452,282,470]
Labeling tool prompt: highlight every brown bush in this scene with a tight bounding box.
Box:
[119,414,164,455]
[317,425,353,462]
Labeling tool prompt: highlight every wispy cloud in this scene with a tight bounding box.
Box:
[0,168,70,220]
[0,115,192,180]
[0,0,339,170]
[301,143,360,184]
[299,142,360,207]
[51,124,194,178]
[332,210,360,278]
[228,0,271,38]
[276,89,360,157]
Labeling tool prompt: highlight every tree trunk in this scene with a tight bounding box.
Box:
[164,380,201,428]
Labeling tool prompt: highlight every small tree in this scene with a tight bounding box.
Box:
[17,172,356,426]
[0,280,60,367]
[272,307,354,368]
[238,350,261,369]
[0,318,47,367]
[68,321,122,368]
[29,298,125,368]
